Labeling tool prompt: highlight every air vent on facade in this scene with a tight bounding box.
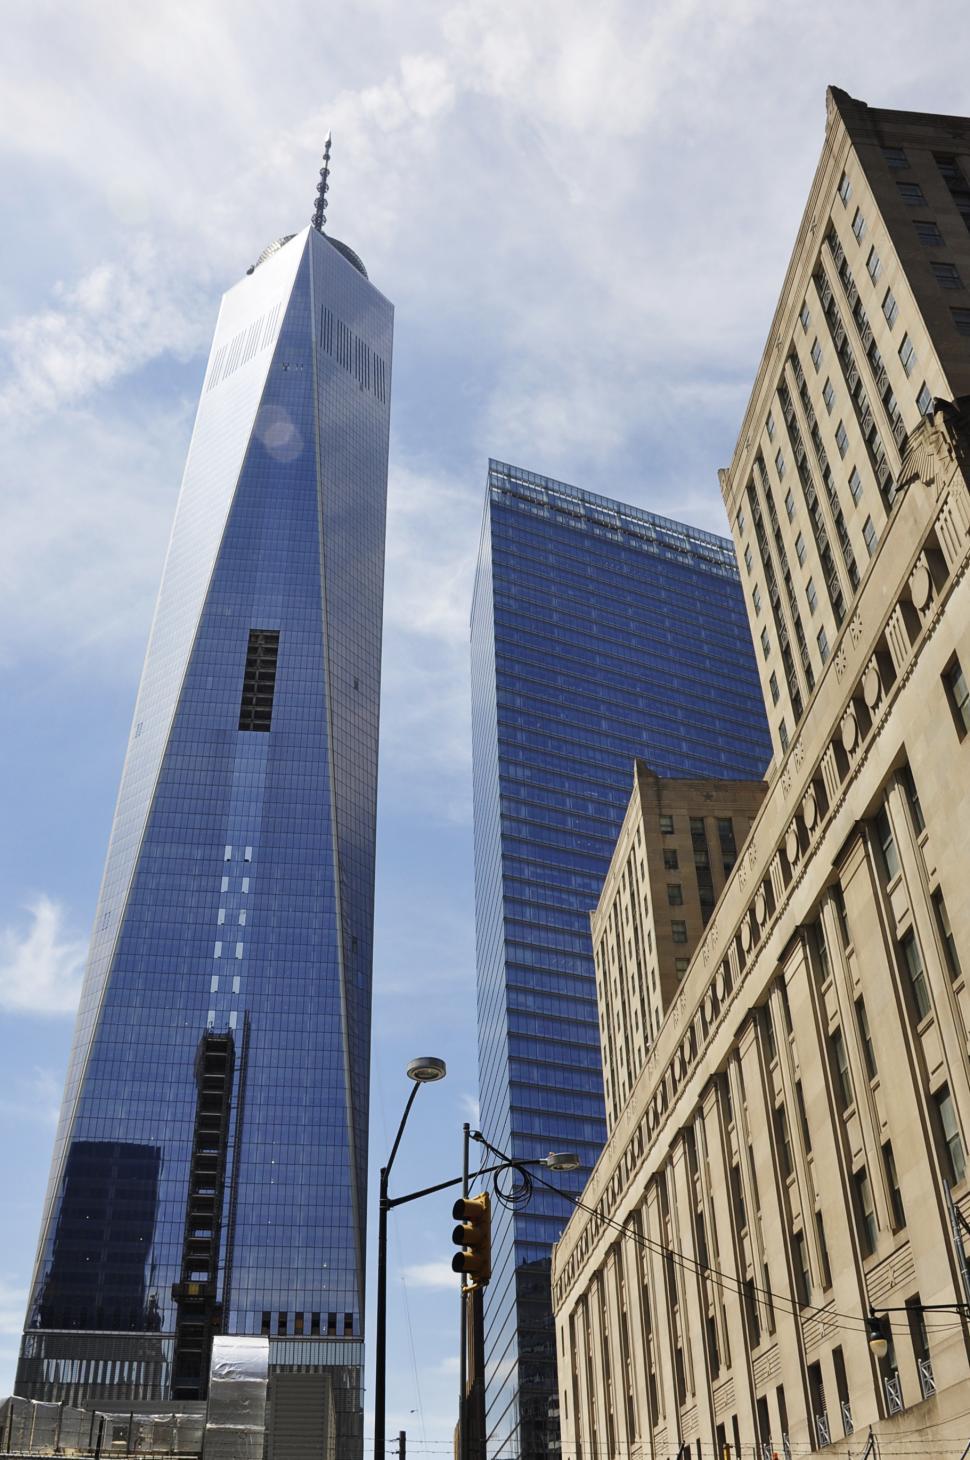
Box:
[238,630,280,732]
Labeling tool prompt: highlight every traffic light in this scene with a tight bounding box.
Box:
[451,1192,491,1288]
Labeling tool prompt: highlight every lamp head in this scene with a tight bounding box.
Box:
[406,1055,447,1084]
[866,1311,889,1359]
[542,1151,580,1172]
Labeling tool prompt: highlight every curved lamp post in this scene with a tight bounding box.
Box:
[374,1057,447,1460]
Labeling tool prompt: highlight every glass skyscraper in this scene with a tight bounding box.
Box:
[470,461,772,1458]
[17,212,392,1456]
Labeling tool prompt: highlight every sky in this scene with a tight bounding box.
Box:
[2,0,970,1448]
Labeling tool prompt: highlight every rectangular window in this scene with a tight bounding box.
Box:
[675,957,689,975]
[945,659,970,736]
[774,1104,793,1177]
[800,302,811,331]
[830,1025,853,1112]
[785,487,796,521]
[883,1141,906,1229]
[660,813,675,834]
[932,260,962,289]
[883,145,908,170]
[934,889,961,980]
[898,333,917,376]
[838,171,852,205]
[718,817,737,861]
[856,996,877,1080]
[775,448,786,479]
[852,207,866,241]
[917,381,933,415]
[667,883,683,906]
[833,885,851,948]
[835,420,849,457]
[823,376,836,413]
[744,543,753,573]
[849,466,863,503]
[901,764,925,833]
[875,805,900,879]
[811,337,822,371]
[792,1230,811,1305]
[916,220,945,246]
[806,578,818,614]
[761,627,771,659]
[766,410,776,439]
[897,181,927,206]
[816,1212,832,1289]
[900,929,931,1021]
[736,506,746,534]
[863,515,878,556]
[934,1086,966,1186]
[779,718,789,750]
[866,246,881,282]
[853,1166,878,1256]
[752,583,762,616]
[796,1080,812,1152]
[663,848,679,870]
[882,287,899,327]
[238,629,280,732]
[952,307,970,336]
[795,531,807,565]
[671,919,688,944]
[817,626,830,663]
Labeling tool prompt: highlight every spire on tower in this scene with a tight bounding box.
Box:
[311,132,332,232]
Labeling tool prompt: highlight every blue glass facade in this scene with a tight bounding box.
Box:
[470,462,772,1458]
[17,227,393,1453]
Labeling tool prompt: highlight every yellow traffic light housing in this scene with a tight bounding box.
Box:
[451,1192,492,1288]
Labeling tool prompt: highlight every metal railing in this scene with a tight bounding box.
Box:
[885,1370,904,1414]
[840,1399,853,1435]
[919,1356,937,1398]
[815,1410,831,1446]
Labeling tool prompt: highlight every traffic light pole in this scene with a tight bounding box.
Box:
[459,1122,470,1460]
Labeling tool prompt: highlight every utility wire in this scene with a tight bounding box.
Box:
[481,1139,970,1341]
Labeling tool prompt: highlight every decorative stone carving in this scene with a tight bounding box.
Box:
[898,396,970,497]
[786,822,802,866]
[834,645,848,682]
[803,785,819,831]
[841,706,860,753]
[910,558,934,613]
[863,660,883,709]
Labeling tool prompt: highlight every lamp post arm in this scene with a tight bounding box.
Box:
[384,1080,421,1186]
[872,1302,970,1316]
[385,1161,527,1211]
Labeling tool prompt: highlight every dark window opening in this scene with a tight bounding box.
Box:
[239,629,280,732]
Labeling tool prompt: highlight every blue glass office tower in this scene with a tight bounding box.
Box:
[470,462,772,1459]
[16,214,392,1455]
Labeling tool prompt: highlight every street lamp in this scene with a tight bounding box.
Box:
[541,1151,580,1172]
[374,1057,447,1460]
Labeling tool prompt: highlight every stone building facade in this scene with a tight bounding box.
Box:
[592,765,766,1132]
[551,87,970,1460]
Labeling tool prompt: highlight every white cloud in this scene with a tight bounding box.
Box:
[0,897,85,1016]
[400,1260,458,1291]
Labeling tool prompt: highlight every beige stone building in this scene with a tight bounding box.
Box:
[552,89,970,1460]
[592,764,765,1131]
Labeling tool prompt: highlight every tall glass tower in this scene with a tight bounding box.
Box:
[470,461,771,1459]
[16,159,392,1456]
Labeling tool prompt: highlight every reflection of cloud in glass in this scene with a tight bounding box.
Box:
[255,403,302,463]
